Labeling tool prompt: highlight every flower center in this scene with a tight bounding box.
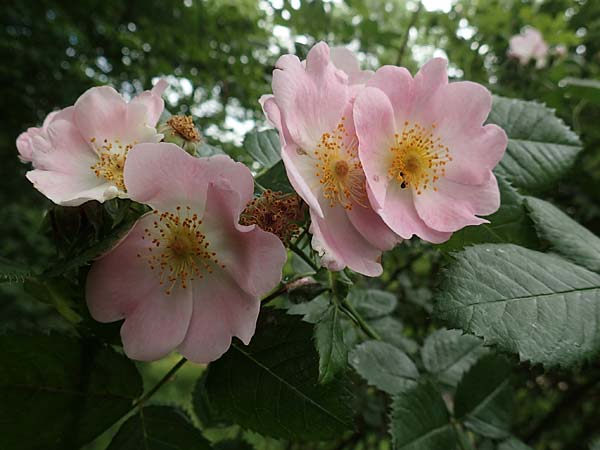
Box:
[313,118,368,210]
[137,206,224,295]
[388,122,452,195]
[90,138,136,191]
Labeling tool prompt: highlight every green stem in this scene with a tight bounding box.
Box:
[340,297,382,341]
[132,357,187,408]
[289,242,319,272]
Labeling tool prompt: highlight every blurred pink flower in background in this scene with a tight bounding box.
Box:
[353,58,507,242]
[261,42,399,277]
[86,144,286,363]
[20,80,167,206]
[508,27,549,68]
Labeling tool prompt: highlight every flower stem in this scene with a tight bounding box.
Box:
[133,356,187,408]
[340,297,382,341]
[289,242,319,272]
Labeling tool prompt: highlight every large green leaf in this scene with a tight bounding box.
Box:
[244,129,281,169]
[454,355,513,439]
[349,341,418,395]
[0,335,142,450]
[202,311,353,441]
[107,406,212,450]
[0,256,32,283]
[435,244,600,367]
[525,197,600,273]
[488,96,582,192]
[389,383,457,450]
[440,177,538,251]
[315,304,348,383]
[348,288,398,319]
[498,437,534,450]
[255,160,294,194]
[421,328,488,387]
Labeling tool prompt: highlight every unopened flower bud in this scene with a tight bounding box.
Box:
[240,190,306,246]
[158,115,202,155]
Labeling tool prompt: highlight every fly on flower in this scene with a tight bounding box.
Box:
[353,58,507,242]
[261,42,400,277]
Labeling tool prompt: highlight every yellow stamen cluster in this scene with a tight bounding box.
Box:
[90,138,135,191]
[388,122,452,195]
[314,118,368,210]
[137,206,223,295]
[240,190,306,246]
[167,115,201,142]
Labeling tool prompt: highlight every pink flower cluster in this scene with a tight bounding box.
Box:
[262,43,507,276]
[18,82,286,363]
[508,27,549,68]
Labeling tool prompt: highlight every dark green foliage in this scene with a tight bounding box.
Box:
[107,406,212,450]
[201,311,354,441]
[0,335,142,450]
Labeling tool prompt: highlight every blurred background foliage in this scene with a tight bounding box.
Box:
[1,0,599,449]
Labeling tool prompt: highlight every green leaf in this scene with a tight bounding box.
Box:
[0,256,32,283]
[440,177,538,251]
[349,341,418,395]
[42,218,135,279]
[561,77,600,105]
[435,244,600,367]
[107,406,212,450]
[348,288,398,319]
[455,355,513,439]
[24,278,83,324]
[202,311,353,441]
[498,437,534,450]
[389,383,457,450]
[315,304,348,383]
[488,96,582,192]
[244,129,281,169]
[525,197,600,273]
[369,316,419,354]
[287,292,330,324]
[0,335,142,450]
[197,141,226,157]
[421,328,488,387]
[255,160,294,194]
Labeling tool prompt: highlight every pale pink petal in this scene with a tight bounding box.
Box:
[272,42,350,151]
[443,123,507,185]
[379,183,451,243]
[353,86,397,210]
[330,46,373,85]
[366,66,414,128]
[178,269,260,363]
[74,86,159,145]
[86,214,162,323]
[202,180,286,298]
[16,128,42,163]
[124,143,253,213]
[130,79,167,126]
[346,204,401,251]
[414,171,500,232]
[26,170,115,206]
[281,143,324,217]
[310,206,383,277]
[259,94,293,147]
[120,284,193,361]
[412,58,448,124]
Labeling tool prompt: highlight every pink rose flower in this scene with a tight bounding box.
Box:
[86,143,287,363]
[353,58,507,242]
[23,80,167,206]
[508,27,549,68]
[260,42,399,277]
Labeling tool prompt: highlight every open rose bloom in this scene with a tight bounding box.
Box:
[86,144,286,362]
[353,59,507,242]
[508,27,549,68]
[20,80,167,206]
[261,42,400,276]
